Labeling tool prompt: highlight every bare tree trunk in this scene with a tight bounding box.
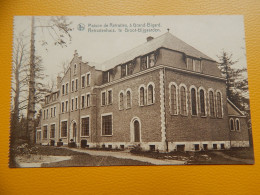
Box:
[27,16,36,144]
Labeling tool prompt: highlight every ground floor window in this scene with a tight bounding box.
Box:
[61,121,67,137]
[102,114,112,136]
[50,124,55,138]
[37,131,41,141]
[81,117,90,136]
[43,126,47,139]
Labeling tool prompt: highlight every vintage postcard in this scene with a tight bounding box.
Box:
[10,15,254,168]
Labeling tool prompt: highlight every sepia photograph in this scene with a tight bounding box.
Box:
[10,15,254,168]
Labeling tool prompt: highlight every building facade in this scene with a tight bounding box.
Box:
[36,32,250,151]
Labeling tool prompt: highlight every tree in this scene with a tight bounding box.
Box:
[217,50,249,112]
[27,16,72,144]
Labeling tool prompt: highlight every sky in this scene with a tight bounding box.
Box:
[13,15,248,82]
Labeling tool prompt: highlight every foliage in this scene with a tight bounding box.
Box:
[217,50,249,112]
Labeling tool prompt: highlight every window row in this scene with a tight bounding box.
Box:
[169,82,223,118]
[139,83,155,106]
[43,106,57,120]
[101,89,113,106]
[230,118,240,131]
[186,57,202,72]
[61,95,91,113]
[42,124,56,139]
[59,114,112,138]
[119,89,132,110]
[61,72,91,95]
[45,92,58,104]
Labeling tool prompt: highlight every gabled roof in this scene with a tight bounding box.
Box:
[227,99,244,116]
[101,32,215,71]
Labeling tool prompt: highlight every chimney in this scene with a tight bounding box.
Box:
[74,50,78,57]
[57,76,61,89]
[146,36,154,42]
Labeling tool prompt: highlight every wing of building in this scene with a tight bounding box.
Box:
[36,32,250,151]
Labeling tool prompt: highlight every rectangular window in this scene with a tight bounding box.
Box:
[86,94,90,107]
[61,121,67,138]
[102,114,112,136]
[141,56,147,70]
[43,110,46,119]
[62,85,65,95]
[61,102,64,113]
[108,90,112,105]
[121,64,127,77]
[81,117,90,136]
[86,73,90,86]
[149,53,155,67]
[81,75,85,88]
[75,79,78,91]
[66,101,68,112]
[43,126,47,139]
[71,98,74,111]
[50,124,55,138]
[46,109,49,119]
[51,108,53,117]
[213,144,218,149]
[101,92,106,106]
[54,107,56,117]
[81,95,85,108]
[66,83,69,94]
[75,97,78,110]
[71,80,74,92]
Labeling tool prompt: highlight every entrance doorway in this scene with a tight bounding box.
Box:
[130,117,141,143]
[70,122,77,143]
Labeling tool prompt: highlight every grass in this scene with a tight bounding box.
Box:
[37,146,152,167]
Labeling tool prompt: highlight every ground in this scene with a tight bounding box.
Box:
[11,145,254,168]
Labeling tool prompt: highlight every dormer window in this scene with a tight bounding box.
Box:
[141,53,156,71]
[186,57,202,72]
[103,71,111,83]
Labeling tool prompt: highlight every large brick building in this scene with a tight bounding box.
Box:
[37,32,250,151]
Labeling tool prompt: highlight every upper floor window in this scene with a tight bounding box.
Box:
[209,90,215,117]
[199,89,206,117]
[121,62,134,78]
[141,53,156,70]
[75,97,78,110]
[61,102,65,113]
[101,91,106,106]
[65,100,68,112]
[74,64,77,75]
[86,73,91,86]
[121,64,127,77]
[71,98,74,111]
[147,84,154,105]
[81,117,90,137]
[62,84,65,95]
[119,92,124,110]
[51,108,53,117]
[46,109,49,119]
[216,91,223,118]
[230,118,235,131]
[103,71,111,83]
[65,83,69,94]
[71,80,74,92]
[108,90,112,105]
[180,85,187,115]
[190,87,197,116]
[139,87,145,106]
[54,107,56,117]
[43,110,46,119]
[170,83,178,115]
[81,95,85,108]
[126,90,131,109]
[81,75,85,88]
[86,94,90,107]
[235,118,240,131]
[102,114,112,136]
[75,78,78,91]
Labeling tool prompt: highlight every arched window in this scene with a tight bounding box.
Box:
[140,87,145,106]
[216,91,222,118]
[119,92,124,110]
[126,90,131,108]
[199,89,206,116]
[180,85,187,115]
[74,64,77,74]
[230,118,234,131]
[235,118,240,131]
[209,90,215,117]
[191,88,197,115]
[147,84,154,104]
[170,84,178,115]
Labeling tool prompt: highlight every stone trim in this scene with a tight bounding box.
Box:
[159,69,166,151]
